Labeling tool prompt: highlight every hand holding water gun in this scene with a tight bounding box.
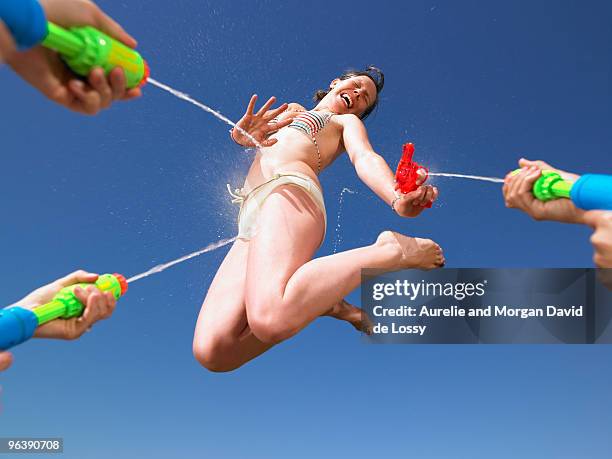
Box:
[0,270,125,371]
[392,143,438,217]
[503,158,612,223]
[4,0,144,114]
[503,158,583,223]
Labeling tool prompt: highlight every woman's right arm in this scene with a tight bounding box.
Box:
[340,114,437,217]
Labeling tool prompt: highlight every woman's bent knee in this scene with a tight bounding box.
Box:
[247,303,299,344]
[193,334,241,373]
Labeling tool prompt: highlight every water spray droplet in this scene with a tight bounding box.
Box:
[332,188,356,254]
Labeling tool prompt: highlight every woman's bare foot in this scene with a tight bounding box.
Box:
[325,299,373,335]
[376,231,445,270]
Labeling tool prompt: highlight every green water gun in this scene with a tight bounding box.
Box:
[0,274,128,350]
[513,169,612,210]
[42,22,149,88]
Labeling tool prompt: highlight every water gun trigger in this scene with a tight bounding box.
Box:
[395,143,431,208]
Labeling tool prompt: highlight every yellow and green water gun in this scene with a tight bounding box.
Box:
[42,21,149,88]
[0,274,128,350]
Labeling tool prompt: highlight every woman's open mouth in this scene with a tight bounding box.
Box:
[340,93,353,109]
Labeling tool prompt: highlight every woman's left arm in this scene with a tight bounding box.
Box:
[341,115,437,217]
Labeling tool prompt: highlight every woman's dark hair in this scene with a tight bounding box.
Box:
[313,66,384,120]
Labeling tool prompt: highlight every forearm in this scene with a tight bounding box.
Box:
[354,151,397,206]
[0,21,15,62]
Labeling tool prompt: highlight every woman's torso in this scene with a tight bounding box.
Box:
[242,104,347,193]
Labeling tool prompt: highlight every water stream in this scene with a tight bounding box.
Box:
[148,78,263,149]
[127,237,236,284]
[428,172,504,184]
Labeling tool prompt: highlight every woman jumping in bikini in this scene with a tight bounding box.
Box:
[194,67,445,371]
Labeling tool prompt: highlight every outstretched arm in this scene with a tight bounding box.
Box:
[341,115,437,218]
[12,270,117,341]
[1,270,116,372]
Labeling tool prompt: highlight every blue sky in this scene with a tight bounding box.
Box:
[1,0,611,457]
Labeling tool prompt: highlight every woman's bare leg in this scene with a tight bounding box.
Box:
[193,240,372,372]
[195,184,443,369]
[193,240,274,372]
[245,185,444,344]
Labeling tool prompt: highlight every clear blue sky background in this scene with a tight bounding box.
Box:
[1,0,611,457]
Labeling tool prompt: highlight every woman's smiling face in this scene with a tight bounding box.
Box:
[323,75,378,117]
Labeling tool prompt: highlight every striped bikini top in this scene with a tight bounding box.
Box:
[285,110,334,174]
[288,110,334,138]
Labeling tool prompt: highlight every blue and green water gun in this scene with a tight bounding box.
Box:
[0,274,128,350]
[518,170,612,210]
[0,0,149,87]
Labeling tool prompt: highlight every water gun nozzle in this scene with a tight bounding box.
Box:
[139,61,150,88]
[114,273,129,296]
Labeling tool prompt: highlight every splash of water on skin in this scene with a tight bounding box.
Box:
[332,188,356,254]
[127,237,237,284]
[147,78,263,149]
[428,172,504,184]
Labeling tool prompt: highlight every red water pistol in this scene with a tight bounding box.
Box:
[394,143,431,208]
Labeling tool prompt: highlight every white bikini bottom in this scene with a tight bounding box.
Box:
[227,172,327,247]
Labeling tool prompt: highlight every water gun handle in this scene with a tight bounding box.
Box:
[570,174,612,211]
[395,143,431,208]
[0,273,128,351]
[0,307,38,351]
[42,22,149,88]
